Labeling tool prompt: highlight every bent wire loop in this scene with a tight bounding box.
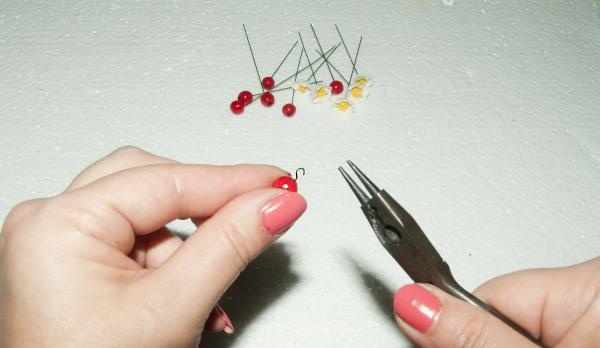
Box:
[339,161,544,347]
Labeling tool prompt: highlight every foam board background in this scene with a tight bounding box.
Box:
[1,1,599,347]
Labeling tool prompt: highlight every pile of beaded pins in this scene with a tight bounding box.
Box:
[230,24,371,117]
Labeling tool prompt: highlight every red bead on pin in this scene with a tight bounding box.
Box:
[261,92,275,107]
[282,103,296,117]
[272,168,305,192]
[230,100,244,115]
[262,76,275,90]
[329,80,344,95]
[238,90,253,105]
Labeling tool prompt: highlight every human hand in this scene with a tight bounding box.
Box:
[392,257,600,347]
[0,146,307,348]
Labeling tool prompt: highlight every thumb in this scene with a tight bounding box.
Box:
[143,189,307,322]
[393,284,539,348]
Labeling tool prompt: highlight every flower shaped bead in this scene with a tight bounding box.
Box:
[293,81,313,96]
[348,84,370,101]
[311,84,331,103]
[352,75,372,87]
[333,98,354,112]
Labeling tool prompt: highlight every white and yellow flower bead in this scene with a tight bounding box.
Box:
[352,75,372,87]
[293,81,313,96]
[332,98,354,113]
[348,83,370,101]
[311,84,331,103]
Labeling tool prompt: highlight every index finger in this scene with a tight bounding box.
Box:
[56,163,286,254]
[66,146,177,191]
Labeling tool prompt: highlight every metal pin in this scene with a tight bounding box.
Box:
[273,44,339,90]
[298,32,317,84]
[313,49,349,85]
[270,41,299,78]
[348,36,363,88]
[335,24,359,77]
[243,24,264,92]
[310,23,335,81]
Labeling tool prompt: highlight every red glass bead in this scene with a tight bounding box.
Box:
[238,90,253,105]
[272,176,298,192]
[262,76,275,90]
[330,80,344,95]
[230,100,244,115]
[261,92,275,107]
[282,103,296,117]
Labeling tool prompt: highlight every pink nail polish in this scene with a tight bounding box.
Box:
[216,305,234,334]
[393,284,441,333]
[260,192,307,235]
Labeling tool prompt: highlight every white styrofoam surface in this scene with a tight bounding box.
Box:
[1,1,599,347]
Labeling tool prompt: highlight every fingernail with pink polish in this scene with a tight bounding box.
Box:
[393,284,441,333]
[260,192,307,235]
[216,305,234,334]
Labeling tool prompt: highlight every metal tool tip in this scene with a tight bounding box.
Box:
[346,160,380,196]
[338,165,370,205]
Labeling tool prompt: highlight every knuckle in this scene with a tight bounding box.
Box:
[2,198,45,232]
[218,221,254,270]
[111,145,148,159]
[453,312,492,348]
[1,198,47,251]
[57,196,135,249]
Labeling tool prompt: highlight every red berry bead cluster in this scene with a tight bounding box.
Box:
[232,25,367,117]
[230,78,298,116]
[230,90,253,115]
[232,26,299,117]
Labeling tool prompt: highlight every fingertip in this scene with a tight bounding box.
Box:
[204,307,223,332]
[393,283,539,348]
[216,305,235,334]
[260,191,307,236]
[204,306,235,334]
[393,284,442,333]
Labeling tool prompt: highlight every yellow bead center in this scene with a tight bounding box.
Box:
[351,87,363,98]
[316,87,328,98]
[356,77,368,87]
[297,85,310,93]
[336,101,351,111]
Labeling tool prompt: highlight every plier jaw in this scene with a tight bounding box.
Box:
[339,161,450,285]
[339,160,545,346]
